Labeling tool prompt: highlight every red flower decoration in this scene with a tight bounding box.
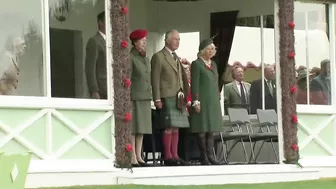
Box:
[124,78,131,88]
[124,113,132,122]
[121,6,128,14]
[288,52,295,59]
[291,114,298,124]
[288,21,295,29]
[125,143,133,152]
[121,40,128,48]
[290,86,297,94]
[291,144,298,151]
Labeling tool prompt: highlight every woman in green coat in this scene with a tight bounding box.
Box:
[129,29,152,167]
[190,39,222,165]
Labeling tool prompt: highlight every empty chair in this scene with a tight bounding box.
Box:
[227,108,278,163]
[256,109,279,163]
[215,120,252,164]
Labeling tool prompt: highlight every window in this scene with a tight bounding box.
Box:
[294,2,331,106]
[175,32,200,62]
[49,0,109,100]
[0,0,45,96]
[223,15,277,116]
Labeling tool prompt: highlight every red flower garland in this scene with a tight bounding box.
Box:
[121,40,128,48]
[121,6,128,14]
[124,113,132,122]
[124,78,131,88]
[291,114,298,124]
[125,143,133,152]
[290,86,297,94]
[288,21,295,29]
[288,52,295,59]
[291,144,298,151]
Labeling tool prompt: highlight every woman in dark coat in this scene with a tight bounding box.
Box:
[190,39,222,165]
[129,29,152,167]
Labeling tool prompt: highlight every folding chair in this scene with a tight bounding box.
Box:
[227,108,278,163]
[215,118,253,164]
[255,109,279,163]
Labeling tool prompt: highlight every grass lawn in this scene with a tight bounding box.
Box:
[36,179,336,189]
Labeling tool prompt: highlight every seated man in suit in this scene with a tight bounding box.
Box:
[249,64,277,114]
[310,59,330,105]
[224,66,251,113]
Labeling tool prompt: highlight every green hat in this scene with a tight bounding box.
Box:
[297,69,312,81]
[198,39,213,51]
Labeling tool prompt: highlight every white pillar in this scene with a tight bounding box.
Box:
[273,0,284,164]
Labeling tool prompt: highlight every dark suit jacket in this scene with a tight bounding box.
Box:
[151,48,188,100]
[85,32,107,97]
[310,75,330,105]
[130,48,152,100]
[250,79,277,114]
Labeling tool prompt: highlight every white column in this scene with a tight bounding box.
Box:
[105,0,115,163]
[329,5,336,109]
[260,15,265,110]
[274,0,284,164]
[42,0,51,97]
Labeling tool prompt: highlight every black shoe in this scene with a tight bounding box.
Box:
[176,158,190,166]
[138,162,151,167]
[131,163,141,167]
[200,159,211,165]
[164,159,178,166]
[208,158,222,165]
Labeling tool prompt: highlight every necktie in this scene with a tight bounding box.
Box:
[172,52,179,61]
[268,80,273,96]
[240,82,246,104]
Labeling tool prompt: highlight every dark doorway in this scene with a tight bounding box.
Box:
[210,11,239,91]
[49,28,83,98]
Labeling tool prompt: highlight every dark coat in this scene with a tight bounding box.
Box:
[249,78,277,114]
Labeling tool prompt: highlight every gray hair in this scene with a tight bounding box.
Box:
[264,64,274,70]
[164,29,179,43]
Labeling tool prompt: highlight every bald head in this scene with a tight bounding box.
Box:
[164,29,180,51]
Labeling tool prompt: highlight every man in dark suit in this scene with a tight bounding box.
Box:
[85,11,107,99]
[250,64,277,114]
[310,59,330,105]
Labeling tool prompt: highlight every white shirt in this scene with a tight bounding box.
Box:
[165,47,175,57]
[98,31,106,41]
[235,80,247,96]
[265,79,275,92]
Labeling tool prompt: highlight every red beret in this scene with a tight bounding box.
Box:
[129,29,147,41]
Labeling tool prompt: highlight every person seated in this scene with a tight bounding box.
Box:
[310,59,330,105]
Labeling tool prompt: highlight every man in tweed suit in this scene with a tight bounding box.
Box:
[85,11,107,99]
[151,30,189,166]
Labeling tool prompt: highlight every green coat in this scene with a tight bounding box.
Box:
[130,48,152,134]
[189,58,222,133]
[130,48,152,100]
